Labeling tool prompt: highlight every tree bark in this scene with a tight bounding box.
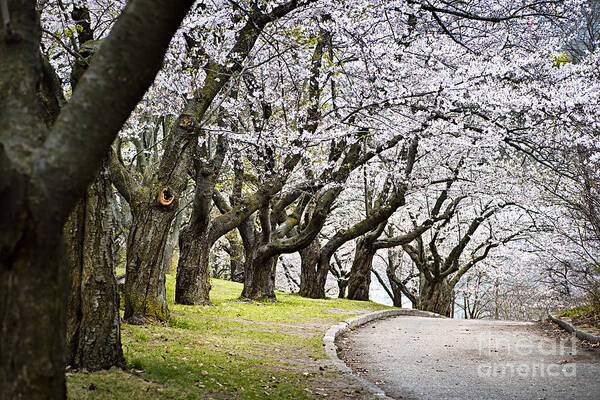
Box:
[163,204,184,275]
[298,239,328,298]
[418,276,454,317]
[64,163,124,369]
[123,192,176,323]
[346,238,376,301]
[162,236,177,275]
[241,243,277,301]
[298,239,325,299]
[0,207,69,399]
[175,156,221,305]
[337,279,348,298]
[389,280,403,307]
[175,226,212,305]
[226,230,245,282]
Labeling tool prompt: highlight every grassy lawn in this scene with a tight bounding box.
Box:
[67,274,390,399]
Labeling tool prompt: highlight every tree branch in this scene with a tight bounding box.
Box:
[37,0,195,219]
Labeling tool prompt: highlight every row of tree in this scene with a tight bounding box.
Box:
[1,0,598,399]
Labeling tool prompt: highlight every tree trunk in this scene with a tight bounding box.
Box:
[175,226,212,305]
[418,276,454,317]
[337,279,348,298]
[226,230,245,282]
[162,239,176,275]
[346,238,375,301]
[298,239,328,298]
[123,195,175,323]
[1,150,69,399]
[64,164,124,369]
[1,228,68,398]
[65,200,85,368]
[162,206,184,275]
[174,142,226,305]
[241,245,277,301]
[390,281,403,307]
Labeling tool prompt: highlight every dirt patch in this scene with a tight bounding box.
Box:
[337,333,371,377]
[570,311,600,330]
[259,353,374,399]
[536,319,600,351]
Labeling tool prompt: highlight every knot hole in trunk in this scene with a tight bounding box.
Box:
[158,187,175,206]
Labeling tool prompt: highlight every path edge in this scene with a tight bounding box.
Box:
[548,313,600,344]
[324,308,443,399]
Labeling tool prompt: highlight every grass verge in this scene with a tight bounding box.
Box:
[67,275,390,399]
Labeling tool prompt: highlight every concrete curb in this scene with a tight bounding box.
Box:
[324,308,444,399]
[548,313,600,344]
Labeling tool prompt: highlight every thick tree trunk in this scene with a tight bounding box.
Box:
[1,230,68,399]
[175,226,212,305]
[175,143,225,305]
[298,240,328,298]
[123,196,175,323]
[241,245,277,301]
[417,276,454,317]
[1,149,68,399]
[346,238,375,301]
[64,165,124,370]
[0,0,195,395]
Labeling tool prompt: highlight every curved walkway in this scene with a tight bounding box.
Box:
[339,316,600,400]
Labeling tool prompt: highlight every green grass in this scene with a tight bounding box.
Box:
[67,275,390,399]
[559,305,595,318]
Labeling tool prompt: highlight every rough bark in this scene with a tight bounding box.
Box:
[176,226,212,305]
[163,204,184,275]
[109,107,197,320]
[123,192,176,323]
[225,230,245,282]
[0,196,69,399]
[418,276,454,317]
[64,163,124,369]
[163,237,177,275]
[241,241,278,301]
[64,199,84,365]
[346,238,376,301]
[298,239,328,298]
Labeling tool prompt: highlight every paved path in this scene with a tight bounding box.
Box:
[339,316,600,400]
